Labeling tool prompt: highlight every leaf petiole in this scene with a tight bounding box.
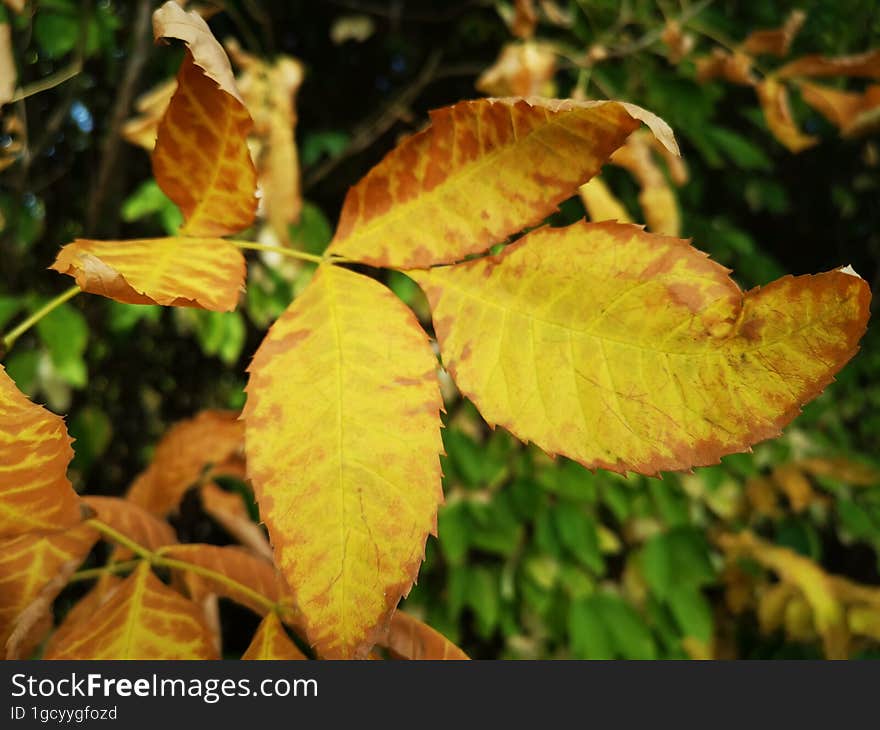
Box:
[0,285,81,357]
[228,240,331,265]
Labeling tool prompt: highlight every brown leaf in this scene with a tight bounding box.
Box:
[661,21,695,64]
[778,49,880,79]
[511,0,538,39]
[756,77,819,152]
[381,611,469,660]
[199,481,272,560]
[120,79,177,150]
[742,10,807,57]
[0,21,15,107]
[126,410,244,516]
[798,81,867,130]
[83,496,177,551]
[696,49,757,86]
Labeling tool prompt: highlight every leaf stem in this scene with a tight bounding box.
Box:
[86,518,290,619]
[69,560,142,584]
[228,240,328,265]
[1,285,81,356]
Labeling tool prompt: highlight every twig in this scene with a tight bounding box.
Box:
[0,285,80,357]
[303,49,442,191]
[85,0,153,235]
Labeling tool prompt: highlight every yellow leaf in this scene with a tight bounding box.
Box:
[152,2,258,237]
[411,221,870,475]
[125,410,244,516]
[121,79,177,150]
[476,42,557,97]
[45,562,217,659]
[742,9,807,57]
[199,482,272,560]
[161,543,288,617]
[719,532,848,658]
[327,97,677,268]
[778,48,880,79]
[51,237,244,311]
[796,456,879,486]
[0,365,82,538]
[242,612,306,660]
[578,177,631,224]
[381,611,469,660]
[244,265,444,658]
[0,525,96,656]
[756,77,819,152]
[83,496,177,551]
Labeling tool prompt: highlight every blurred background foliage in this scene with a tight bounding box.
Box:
[1,0,879,659]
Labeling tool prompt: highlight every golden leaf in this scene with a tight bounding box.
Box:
[381,611,469,660]
[121,79,177,150]
[152,2,258,237]
[126,410,244,516]
[511,0,538,39]
[327,97,677,268]
[0,365,81,538]
[44,576,122,657]
[50,237,245,312]
[696,49,757,86]
[242,612,306,660]
[756,77,819,152]
[411,221,870,476]
[578,177,631,224]
[742,10,807,57]
[0,525,96,657]
[45,562,218,659]
[244,265,443,658]
[661,21,695,64]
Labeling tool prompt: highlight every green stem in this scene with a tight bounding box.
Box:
[228,240,328,265]
[69,560,142,584]
[86,519,154,561]
[1,285,81,355]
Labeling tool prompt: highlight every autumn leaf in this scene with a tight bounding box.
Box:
[579,177,632,224]
[777,49,880,79]
[125,410,244,516]
[0,20,15,107]
[0,525,96,657]
[242,612,306,660]
[381,611,469,660]
[151,1,258,237]
[226,39,305,244]
[510,0,538,39]
[50,237,245,312]
[661,21,694,64]
[412,221,870,476]
[476,43,557,97]
[798,81,880,138]
[756,77,819,152]
[121,79,177,150]
[0,365,82,538]
[696,49,756,86]
[327,97,677,268]
[160,543,288,617]
[43,576,122,658]
[45,562,218,659]
[244,265,443,658]
[83,496,177,551]
[200,481,272,560]
[742,9,807,57]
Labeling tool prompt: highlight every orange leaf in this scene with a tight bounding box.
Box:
[756,78,819,152]
[382,611,469,660]
[742,10,807,57]
[411,221,870,475]
[244,265,443,658]
[510,0,537,39]
[160,543,288,617]
[45,562,217,659]
[798,81,867,130]
[327,97,676,268]
[121,79,177,150]
[778,49,880,79]
[44,576,122,658]
[696,49,757,86]
[0,365,81,538]
[476,42,557,97]
[242,612,306,660]
[151,2,257,237]
[83,496,177,551]
[126,410,244,516]
[0,524,96,657]
[50,237,245,311]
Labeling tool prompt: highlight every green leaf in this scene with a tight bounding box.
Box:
[593,593,657,660]
[666,585,713,642]
[553,502,604,574]
[0,296,21,330]
[35,301,88,388]
[437,501,470,565]
[289,201,332,255]
[569,598,614,659]
[69,406,112,472]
